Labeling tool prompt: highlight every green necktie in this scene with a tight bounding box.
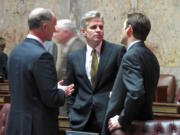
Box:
[90,49,98,87]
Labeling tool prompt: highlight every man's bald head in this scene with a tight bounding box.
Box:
[28,8,53,30]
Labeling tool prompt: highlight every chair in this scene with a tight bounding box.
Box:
[111,119,180,135]
[157,74,176,103]
[175,88,180,104]
[0,103,10,135]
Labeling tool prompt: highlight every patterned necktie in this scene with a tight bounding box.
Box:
[90,49,98,87]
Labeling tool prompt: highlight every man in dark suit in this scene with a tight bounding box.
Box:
[5,8,74,135]
[0,37,8,81]
[102,13,160,135]
[66,10,126,133]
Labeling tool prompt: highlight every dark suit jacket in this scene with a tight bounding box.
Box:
[66,40,126,131]
[102,41,160,135]
[0,51,8,79]
[5,38,65,135]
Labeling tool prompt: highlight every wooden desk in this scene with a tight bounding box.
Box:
[0,82,9,90]
[153,112,180,120]
[58,116,71,135]
[0,83,10,103]
[58,116,70,129]
[153,102,180,119]
[0,94,10,103]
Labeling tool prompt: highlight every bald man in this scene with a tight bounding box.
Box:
[5,8,74,135]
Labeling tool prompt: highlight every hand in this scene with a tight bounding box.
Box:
[57,80,65,89]
[108,115,122,131]
[57,80,74,96]
[64,84,74,96]
[58,80,64,85]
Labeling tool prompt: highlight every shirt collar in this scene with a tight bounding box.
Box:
[127,40,141,51]
[27,34,44,45]
[86,41,102,56]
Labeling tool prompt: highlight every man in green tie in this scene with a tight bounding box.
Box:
[66,10,126,133]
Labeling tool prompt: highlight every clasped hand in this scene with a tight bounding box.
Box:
[57,80,74,96]
[108,115,122,131]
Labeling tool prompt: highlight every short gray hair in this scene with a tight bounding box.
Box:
[80,10,104,29]
[28,8,53,30]
[56,19,76,33]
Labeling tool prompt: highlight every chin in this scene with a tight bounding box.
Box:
[95,39,103,42]
[94,41,102,45]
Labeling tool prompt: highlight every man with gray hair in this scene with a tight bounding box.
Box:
[44,19,84,81]
[54,19,85,81]
[66,10,126,133]
[5,8,74,135]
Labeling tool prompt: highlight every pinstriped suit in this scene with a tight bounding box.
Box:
[6,38,65,135]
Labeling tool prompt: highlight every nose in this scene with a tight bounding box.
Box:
[96,26,101,31]
[95,26,102,32]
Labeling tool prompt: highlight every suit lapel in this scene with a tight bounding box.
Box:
[80,41,113,89]
[80,46,92,88]
[95,41,112,87]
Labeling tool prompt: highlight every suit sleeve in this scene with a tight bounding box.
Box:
[118,54,145,130]
[65,54,77,113]
[33,52,65,108]
[101,46,126,135]
[101,65,126,135]
[117,46,126,67]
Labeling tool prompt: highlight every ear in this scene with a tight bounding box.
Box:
[41,23,48,31]
[81,28,86,37]
[126,25,133,37]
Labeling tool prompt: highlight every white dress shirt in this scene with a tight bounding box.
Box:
[127,40,141,51]
[85,44,101,84]
[27,34,43,45]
